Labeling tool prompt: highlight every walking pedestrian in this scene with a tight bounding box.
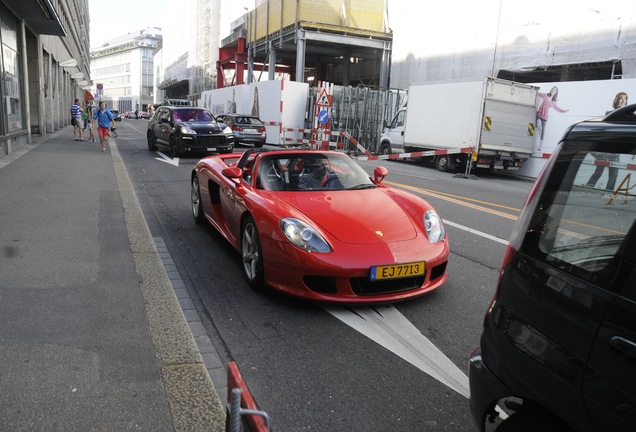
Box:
[93,101,114,152]
[70,98,84,141]
[83,101,95,142]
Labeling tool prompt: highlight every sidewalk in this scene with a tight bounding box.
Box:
[0,128,225,431]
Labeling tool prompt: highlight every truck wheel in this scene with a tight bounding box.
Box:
[436,155,449,172]
[379,143,391,155]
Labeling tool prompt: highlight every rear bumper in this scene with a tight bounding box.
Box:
[469,349,510,431]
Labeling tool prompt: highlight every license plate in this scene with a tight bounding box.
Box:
[370,261,426,281]
[206,148,217,151]
[243,128,257,133]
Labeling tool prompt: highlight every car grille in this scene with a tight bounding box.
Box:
[351,275,426,296]
[196,135,227,146]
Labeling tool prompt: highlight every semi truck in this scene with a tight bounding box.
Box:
[378,77,539,172]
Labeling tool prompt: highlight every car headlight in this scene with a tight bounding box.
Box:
[424,210,445,244]
[180,125,196,134]
[280,218,331,253]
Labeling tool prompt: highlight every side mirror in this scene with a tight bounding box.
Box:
[374,166,388,183]
[222,167,242,179]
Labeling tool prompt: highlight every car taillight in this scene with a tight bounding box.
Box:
[231,125,241,131]
[484,148,560,324]
[258,126,266,133]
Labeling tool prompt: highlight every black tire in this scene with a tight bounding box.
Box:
[380,143,391,155]
[436,155,449,172]
[170,136,182,157]
[147,132,157,151]
[495,411,571,432]
[241,216,264,289]
[191,175,205,224]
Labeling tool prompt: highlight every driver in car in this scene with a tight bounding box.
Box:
[297,157,344,190]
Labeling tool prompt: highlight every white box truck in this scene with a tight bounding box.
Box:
[378,78,539,172]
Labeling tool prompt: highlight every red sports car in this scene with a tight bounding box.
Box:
[191,149,449,303]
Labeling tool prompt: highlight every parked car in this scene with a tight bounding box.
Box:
[139,111,149,119]
[469,104,636,432]
[111,109,122,121]
[191,148,449,302]
[215,114,267,147]
[147,106,234,157]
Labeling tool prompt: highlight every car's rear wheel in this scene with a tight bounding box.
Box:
[191,175,205,224]
[147,132,157,151]
[170,136,182,157]
[241,216,264,289]
[495,411,571,432]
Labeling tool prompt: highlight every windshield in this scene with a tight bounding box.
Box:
[255,153,376,191]
[172,110,214,122]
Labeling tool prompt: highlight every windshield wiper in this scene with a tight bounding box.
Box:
[347,184,378,190]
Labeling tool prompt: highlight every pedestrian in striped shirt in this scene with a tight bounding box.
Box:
[70,98,84,141]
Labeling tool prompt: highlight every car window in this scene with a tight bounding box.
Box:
[520,141,636,286]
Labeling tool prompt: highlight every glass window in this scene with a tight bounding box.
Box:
[1,10,22,132]
[522,141,636,284]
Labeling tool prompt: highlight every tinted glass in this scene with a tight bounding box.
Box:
[173,110,214,122]
[521,141,636,285]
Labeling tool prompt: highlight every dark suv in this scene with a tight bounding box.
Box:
[147,106,234,157]
[469,104,636,432]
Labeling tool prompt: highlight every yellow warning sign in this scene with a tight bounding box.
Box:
[528,123,535,136]
[483,117,492,131]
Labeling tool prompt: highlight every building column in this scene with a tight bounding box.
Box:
[268,43,276,81]
[379,41,391,89]
[295,30,306,83]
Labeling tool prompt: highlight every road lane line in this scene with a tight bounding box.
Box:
[323,305,470,398]
[443,220,509,246]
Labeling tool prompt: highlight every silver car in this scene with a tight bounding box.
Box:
[215,114,267,147]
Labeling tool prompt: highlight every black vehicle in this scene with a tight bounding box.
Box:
[147,106,234,157]
[215,113,267,147]
[469,104,636,431]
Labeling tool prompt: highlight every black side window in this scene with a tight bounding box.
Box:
[521,141,636,287]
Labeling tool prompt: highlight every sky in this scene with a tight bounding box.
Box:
[88,0,249,49]
[89,0,167,49]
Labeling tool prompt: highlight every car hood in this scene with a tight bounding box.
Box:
[177,121,224,133]
[280,189,417,244]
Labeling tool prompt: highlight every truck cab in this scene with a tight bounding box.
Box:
[379,109,406,155]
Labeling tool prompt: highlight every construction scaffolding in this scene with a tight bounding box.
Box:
[304,85,407,154]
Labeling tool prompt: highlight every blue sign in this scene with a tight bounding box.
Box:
[319,109,330,125]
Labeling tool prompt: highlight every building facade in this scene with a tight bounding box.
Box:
[90,28,161,113]
[0,0,91,156]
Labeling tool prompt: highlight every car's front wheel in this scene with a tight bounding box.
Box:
[241,216,264,289]
[191,175,205,224]
[147,131,157,151]
[170,136,182,157]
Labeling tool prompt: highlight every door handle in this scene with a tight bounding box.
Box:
[609,336,636,361]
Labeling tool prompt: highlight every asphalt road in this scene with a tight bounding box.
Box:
[115,120,533,431]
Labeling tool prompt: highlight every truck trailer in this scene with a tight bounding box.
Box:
[378,78,539,172]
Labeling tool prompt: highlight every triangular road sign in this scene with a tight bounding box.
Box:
[316,88,331,106]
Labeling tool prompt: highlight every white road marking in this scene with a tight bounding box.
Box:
[155,151,179,167]
[444,219,509,245]
[323,305,470,398]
